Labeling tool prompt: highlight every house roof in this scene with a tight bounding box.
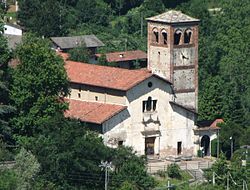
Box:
[64,99,127,124]
[51,35,104,50]
[65,60,170,91]
[147,10,200,24]
[3,34,22,49]
[196,119,224,131]
[96,50,147,63]
[4,23,22,30]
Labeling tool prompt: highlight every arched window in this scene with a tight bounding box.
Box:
[184,29,192,44]
[152,28,159,43]
[146,97,152,111]
[174,29,182,45]
[161,29,168,45]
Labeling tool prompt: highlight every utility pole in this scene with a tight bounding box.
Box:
[212,172,215,186]
[227,172,229,190]
[217,130,220,158]
[99,161,112,190]
[140,12,143,38]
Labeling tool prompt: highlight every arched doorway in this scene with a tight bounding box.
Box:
[201,135,210,156]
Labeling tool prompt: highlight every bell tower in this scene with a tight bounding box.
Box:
[147,10,200,110]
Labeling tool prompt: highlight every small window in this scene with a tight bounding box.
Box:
[78,93,81,98]
[118,141,123,146]
[177,141,182,155]
[95,96,98,101]
[162,31,167,45]
[79,86,82,92]
[148,82,153,88]
[4,27,7,31]
[174,30,182,45]
[184,29,192,44]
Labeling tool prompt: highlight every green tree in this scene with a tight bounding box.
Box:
[68,43,91,62]
[111,146,155,190]
[10,34,69,138]
[14,148,40,190]
[0,11,15,141]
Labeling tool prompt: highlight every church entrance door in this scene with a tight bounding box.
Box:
[145,137,155,155]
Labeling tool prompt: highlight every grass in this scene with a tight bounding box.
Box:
[154,170,193,189]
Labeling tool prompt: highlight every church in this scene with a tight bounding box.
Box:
[63,10,221,159]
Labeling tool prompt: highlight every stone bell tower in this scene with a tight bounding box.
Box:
[147,10,200,111]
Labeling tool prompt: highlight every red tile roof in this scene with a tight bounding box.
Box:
[64,99,127,124]
[65,60,154,91]
[210,118,224,129]
[96,50,147,63]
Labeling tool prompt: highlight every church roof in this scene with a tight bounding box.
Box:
[65,60,170,91]
[64,99,127,124]
[147,10,200,24]
[96,50,147,63]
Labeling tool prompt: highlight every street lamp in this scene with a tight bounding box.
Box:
[99,161,112,190]
[230,136,233,160]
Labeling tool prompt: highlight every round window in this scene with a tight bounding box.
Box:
[148,82,153,88]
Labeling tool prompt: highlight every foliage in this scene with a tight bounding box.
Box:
[10,34,69,138]
[0,15,15,141]
[111,146,156,190]
[210,138,217,157]
[167,163,181,179]
[68,43,91,62]
[0,169,17,190]
[14,148,40,190]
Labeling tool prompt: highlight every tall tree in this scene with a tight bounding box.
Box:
[10,34,69,138]
[0,9,15,140]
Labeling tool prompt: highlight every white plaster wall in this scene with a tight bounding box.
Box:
[4,25,22,36]
[169,105,197,156]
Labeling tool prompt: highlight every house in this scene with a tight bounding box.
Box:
[63,10,220,158]
[3,23,22,36]
[95,50,147,69]
[50,35,104,55]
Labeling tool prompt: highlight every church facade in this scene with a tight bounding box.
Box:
[64,10,220,158]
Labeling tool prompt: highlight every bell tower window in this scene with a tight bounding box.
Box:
[161,30,168,45]
[152,28,159,43]
[184,29,192,44]
[174,29,182,45]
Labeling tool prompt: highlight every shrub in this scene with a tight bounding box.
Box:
[167,163,181,179]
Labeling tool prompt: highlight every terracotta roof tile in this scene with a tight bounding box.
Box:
[96,50,147,63]
[64,99,127,124]
[65,60,153,91]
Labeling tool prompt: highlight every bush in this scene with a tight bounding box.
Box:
[197,150,202,157]
[167,163,181,179]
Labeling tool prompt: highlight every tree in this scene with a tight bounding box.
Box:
[110,146,155,190]
[14,148,40,190]
[10,34,69,138]
[0,10,15,141]
[68,43,91,63]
